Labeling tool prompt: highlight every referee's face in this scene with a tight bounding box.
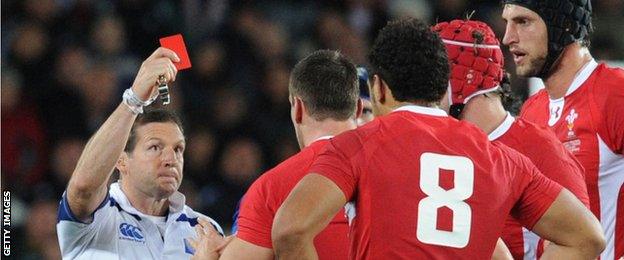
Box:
[125,122,186,199]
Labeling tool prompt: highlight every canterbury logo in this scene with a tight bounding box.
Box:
[119,223,144,242]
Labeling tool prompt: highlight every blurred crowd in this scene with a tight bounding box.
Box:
[1,0,622,258]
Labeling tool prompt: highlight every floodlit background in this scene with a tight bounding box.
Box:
[1,0,622,258]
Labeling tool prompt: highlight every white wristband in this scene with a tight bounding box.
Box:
[122,88,156,114]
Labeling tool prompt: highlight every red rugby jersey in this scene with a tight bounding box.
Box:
[491,114,589,259]
[520,60,624,260]
[310,105,563,259]
[236,138,349,260]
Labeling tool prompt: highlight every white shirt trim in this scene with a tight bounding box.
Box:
[313,136,333,142]
[553,59,598,99]
[488,112,515,141]
[463,85,501,104]
[442,39,501,49]
[110,182,187,215]
[393,105,448,117]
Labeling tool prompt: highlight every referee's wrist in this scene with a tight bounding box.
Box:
[122,88,156,114]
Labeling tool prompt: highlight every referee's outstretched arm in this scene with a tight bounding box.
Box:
[65,47,180,222]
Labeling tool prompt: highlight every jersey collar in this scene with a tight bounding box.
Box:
[393,105,448,117]
[488,112,515,141]
[561,59,599,98]
[313,135,333,142]
[110,182,187,217]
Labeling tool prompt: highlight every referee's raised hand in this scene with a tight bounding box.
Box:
[130,47,180,102]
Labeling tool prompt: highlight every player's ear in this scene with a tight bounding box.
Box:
[355,98,363,119]
[294,97,304,124]
[372,75,387,104]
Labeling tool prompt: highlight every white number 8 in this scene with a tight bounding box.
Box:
[417,152,474,248]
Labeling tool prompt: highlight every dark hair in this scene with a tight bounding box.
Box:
[487,72,521,115]
[289,50,359,121]
[124,109,184,153]
[368,18,449,103]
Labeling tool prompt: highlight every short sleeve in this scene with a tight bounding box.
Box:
[309,139,358,202]
[514,124,590,208]
[235,181,275,248]
[57,191,110,224]
[56,191,116,258]
[601,76,624,154]
[511,164,563,229]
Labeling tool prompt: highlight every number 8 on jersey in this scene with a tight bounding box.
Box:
[417,152,475,248]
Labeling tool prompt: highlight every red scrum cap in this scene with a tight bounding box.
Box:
[432,20,504,118]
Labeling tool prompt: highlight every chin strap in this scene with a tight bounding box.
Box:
[449,103,465,119]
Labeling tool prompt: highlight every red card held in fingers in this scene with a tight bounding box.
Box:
[159,34,191,70]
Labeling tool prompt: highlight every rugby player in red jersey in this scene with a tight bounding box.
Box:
[190,50,361,260]
[501,1,624,258]
[272,18,604,260]
[433,19,590,259]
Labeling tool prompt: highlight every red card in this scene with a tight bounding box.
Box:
[159,34,192,70]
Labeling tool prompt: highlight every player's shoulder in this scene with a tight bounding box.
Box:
[520,89,549,114]
[490,140,536,173]
[247,141,325,192]
[587,63,624,103]
[512,118,571,155]
[329,118,382,157]
[593,63,624,86]
[512,118,557,142]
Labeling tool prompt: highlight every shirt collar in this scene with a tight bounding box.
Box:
[313,136,333,142]
[563,59,599,97]
[488,112,515,141]
[392,105,448,117]
[109,182,186,216]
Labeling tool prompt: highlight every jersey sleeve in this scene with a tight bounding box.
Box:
[309,135,359,202]
[600,72,624,154]
[235,179,275,248]
[56,191,117,258]
[520,126,590,207]
[510,160,564,230]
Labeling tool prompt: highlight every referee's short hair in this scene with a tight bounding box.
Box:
[124,109,184,153]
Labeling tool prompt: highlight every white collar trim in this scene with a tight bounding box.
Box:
[393,105,448,117]
[109,182,186,216]
[312,136,333,143]
[488,112,515,141]
[563,59,598,97]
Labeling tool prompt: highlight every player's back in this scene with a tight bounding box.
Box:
[317,106,561,259]
[494,117,589,259]
[236,139,348,260]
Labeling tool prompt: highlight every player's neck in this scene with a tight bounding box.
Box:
[384,100,438,114]
[462,96,507,136]
[300,119,358,148]
[121,180,170,216]
[543,45,592,99]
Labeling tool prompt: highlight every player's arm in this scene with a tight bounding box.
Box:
[219,237,273,260]
[272,173,347,260]
[491,238,513,260]
[530,189,605,259]
[66,47,179,222]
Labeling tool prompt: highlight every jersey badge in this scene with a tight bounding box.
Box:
[563,108,581,152]
[119,223,145,243]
